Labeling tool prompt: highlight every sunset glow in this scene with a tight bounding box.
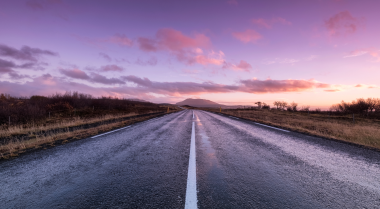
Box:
[1,0,379,108]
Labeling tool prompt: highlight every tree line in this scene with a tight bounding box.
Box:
[0,92,160,126]
[330,98,380,115]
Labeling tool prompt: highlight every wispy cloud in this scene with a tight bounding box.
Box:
[0,44,58,62]
[344,48,379,61]
[232,29,262,43]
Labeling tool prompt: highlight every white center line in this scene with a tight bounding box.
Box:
[185,121,197,209]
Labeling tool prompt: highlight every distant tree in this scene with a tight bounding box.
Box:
[290,101,298,111]
[301,105,310,111]
[255,101,262,109]
[273,101,280,109]
[280,101,288,110]
[367,98,376,112]
[262,103,270,109]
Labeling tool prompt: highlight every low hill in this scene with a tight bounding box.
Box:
[176,98,227,108]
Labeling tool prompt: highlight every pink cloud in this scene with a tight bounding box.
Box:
[137,37,157,52]
[325,11,364,36]
[232,29,262,43]
[239,78,330,93]
[59,68,90,80]
[137,28,222,66]
[344,48,380,61]
[223,60,252,72]
[251,17,292,29]
[0,74,343,99]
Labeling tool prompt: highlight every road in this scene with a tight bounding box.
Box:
[1,110,380,208]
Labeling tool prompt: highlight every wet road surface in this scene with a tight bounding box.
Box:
[1,110,380,208]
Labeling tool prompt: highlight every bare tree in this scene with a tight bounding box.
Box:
[255,101,262,109]
[290,101,298,111]
[301,105,310,111]
[273,101,280,109]
[280,101,288,110]
[367,98,376,112]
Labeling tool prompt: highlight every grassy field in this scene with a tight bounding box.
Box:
[201,107,380,150]
[0,93,181,160]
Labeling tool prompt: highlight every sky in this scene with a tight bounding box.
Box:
[0,0,379,108]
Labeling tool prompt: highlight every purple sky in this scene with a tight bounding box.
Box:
[1,0,379,108]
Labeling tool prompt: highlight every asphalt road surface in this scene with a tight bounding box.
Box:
[1,110,380,208]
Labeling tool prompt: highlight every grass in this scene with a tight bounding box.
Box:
[202,108,380,150]
[0,109,180,160]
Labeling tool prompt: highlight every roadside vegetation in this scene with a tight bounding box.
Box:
[0,92,179,159]
[202,98,380,150]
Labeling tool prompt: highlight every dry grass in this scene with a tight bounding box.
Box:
[1,112,142,138]
[204,108,380,150]
[0,110,179,160]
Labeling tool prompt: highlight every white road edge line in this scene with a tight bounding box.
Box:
[185,121,198,209]
[253,122,290,132]
[91,126,130,138]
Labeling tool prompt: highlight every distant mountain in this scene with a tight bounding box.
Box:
[176,98,227,108]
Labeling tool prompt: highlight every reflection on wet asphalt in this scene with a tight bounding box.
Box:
[1,110,380,208]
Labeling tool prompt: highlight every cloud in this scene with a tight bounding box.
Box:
[137,28,223,66]
[108,34,133,47]
[90,73,125,85]
[100,64,124,72]
[344,48,380,61]
[239,78,330,93]
[59,68,90,80]
[59,68,125,85]
[99,53,112,62]
[232,29,262,43]
[0,44,58,62]
[251,17,292,29]
[0,73,339,100]
[223,60,252,72]
[137,37,158,52]
[324,89,340,92]
[135,57,158,66]
[325,11,364,36]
